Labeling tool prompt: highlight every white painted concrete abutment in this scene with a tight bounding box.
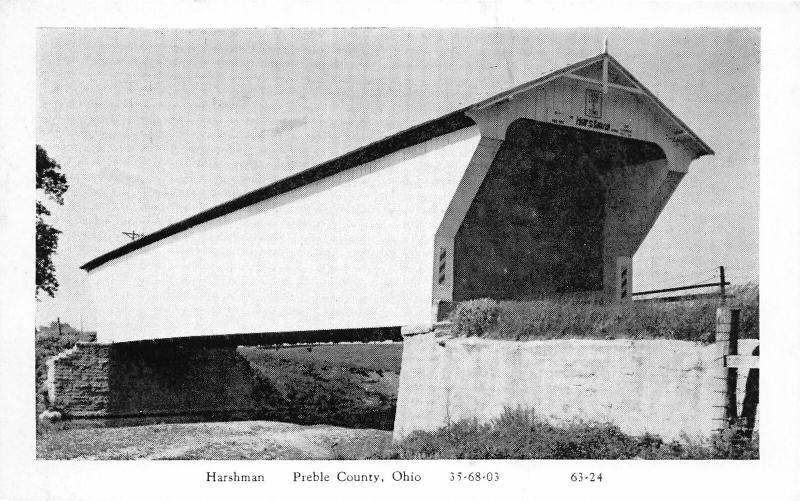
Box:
[393,331,758,442]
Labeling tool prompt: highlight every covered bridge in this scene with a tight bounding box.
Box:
[81,51,712,345]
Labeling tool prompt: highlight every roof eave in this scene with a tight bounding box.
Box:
[81,52,715,272]
[604,55,714,158]
[80,110,476,272]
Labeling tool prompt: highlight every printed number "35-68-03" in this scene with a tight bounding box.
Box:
[449,472,500,482]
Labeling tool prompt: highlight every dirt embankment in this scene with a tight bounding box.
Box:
[240,343,401,430]
[37,420,391,460]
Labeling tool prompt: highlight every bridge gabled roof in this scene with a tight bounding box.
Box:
[470,52,713,155]
[81,52,712,272]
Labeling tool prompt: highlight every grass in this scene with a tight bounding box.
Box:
[383,407,759,460]
[37,408,758,460]
[450,284,758,343]
[238,343,402,430]
[36,339,403,432]
[240,342,402,373]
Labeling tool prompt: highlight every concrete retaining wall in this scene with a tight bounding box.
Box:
[394,332,758,441]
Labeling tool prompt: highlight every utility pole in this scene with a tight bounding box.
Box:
[56,317,62,337]
[719,265,727,304]
[122,230,144,241]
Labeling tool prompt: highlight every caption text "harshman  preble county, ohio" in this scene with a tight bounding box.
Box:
[204,471,423,483]
[294,471,421,483]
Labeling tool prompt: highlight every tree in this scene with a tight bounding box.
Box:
[36,145,68,299]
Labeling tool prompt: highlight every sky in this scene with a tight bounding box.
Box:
[35,28,759,330]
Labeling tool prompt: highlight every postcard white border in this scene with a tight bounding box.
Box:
[2,1,799,500]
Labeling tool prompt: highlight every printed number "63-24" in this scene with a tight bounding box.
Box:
[570,472,602,482]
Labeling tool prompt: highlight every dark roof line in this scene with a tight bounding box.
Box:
[81,111,475,271]
[605,54,714,156]
[81,52,713,272]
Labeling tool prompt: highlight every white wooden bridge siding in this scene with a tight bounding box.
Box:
[89,127,481,343]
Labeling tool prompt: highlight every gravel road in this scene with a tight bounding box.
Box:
[37,420,392,460]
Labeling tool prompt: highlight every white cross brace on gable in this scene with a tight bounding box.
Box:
[564,56,643,96]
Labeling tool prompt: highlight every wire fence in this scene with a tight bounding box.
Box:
[633,266,758,305]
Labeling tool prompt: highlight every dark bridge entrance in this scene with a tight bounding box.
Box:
[453,119,665,302]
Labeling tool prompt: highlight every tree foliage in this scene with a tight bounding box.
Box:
[36,145,68,299]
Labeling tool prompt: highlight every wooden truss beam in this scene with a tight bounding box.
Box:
[564,73,646,95]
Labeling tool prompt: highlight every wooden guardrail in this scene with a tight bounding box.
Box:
[633,265,731,299]
[713,307,759,433]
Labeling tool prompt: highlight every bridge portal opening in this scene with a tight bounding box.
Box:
[453,119,665,302]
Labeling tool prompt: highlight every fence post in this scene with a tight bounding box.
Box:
[712,307,740,433]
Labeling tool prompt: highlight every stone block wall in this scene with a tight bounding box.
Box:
[46,343,111,416]
[394,330,759,441]
[45,341,258,419]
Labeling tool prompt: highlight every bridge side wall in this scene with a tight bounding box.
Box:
[88,126,481,343]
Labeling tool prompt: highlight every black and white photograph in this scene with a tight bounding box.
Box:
[2,2,800,500]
